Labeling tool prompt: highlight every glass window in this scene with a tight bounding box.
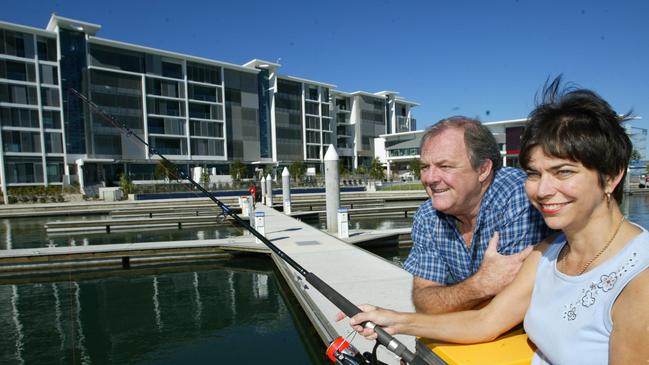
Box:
[148,117,185,135]
[187,62,221,84]
[89,44,144,73]
[190,138,225,156]
[306,130,320,143]
[2,130,41,152]
[307,85,318,101]
[323,132,331,144]
[306,116,319,129]
[0,107,39,128]
[189,84,217,102]
[5,157,43,183]
[41,87,60,107]
[46,158,65,183]
[0,84,37,105]
[148,98,184,116]
[0,29,35,58]
[39,64,58,85]
[321,104,330,117]
[45,132,63,153]
[146,78,180,97]
[162,61,183,79]
[0,60,36,81]
[305,101,319,115]
[306,145,320,159]
[322,118,331,131]
[150,136,187,155]
[37,37,57,61]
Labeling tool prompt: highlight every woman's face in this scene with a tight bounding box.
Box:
[524,146,609,232]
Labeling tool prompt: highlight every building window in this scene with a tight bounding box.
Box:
[305,101,319,115]
[5,157,43,183]
[46,158,65,183]
[45,132,63,153]
[41,87,60,107]
[307,85,318,101]
[161,61,183,79]
[39,64,58,85]
[0,29,35,58]
[188,84,217,102]
[0,84,37,105]
[190,138,225,156]
[148,117,185,136]
[2,130,42,152]
[306,145,320,159]
[0,107,39,128]
[150,136,187,155]
[0,60,36,81]
[37,37,57,61]
[187,62,221,84]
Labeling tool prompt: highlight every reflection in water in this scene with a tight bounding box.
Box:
[11,285,24,365]
[0,215,244,250]
[0,259,317,365]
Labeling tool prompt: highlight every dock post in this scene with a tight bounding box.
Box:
[282,167,291,214]
[266,173,273,207]
[324,144,340,233]
[337,208,349,238]
[261,175,267,205]
[254,211,265,244]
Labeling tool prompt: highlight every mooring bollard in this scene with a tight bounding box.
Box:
[282,167,291,214]
[260,175,267,205]
[254,211,265,244]
[266,173,273,207]
[337,208,349,238]
[241,196,251,217]
[324,144,340,233]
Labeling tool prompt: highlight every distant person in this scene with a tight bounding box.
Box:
[248,183,259,206]
[343,78,649,364]
[405,116,552,314]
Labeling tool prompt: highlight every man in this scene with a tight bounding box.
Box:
[404,117,552,314]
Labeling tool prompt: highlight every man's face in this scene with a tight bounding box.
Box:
[419,128,490,218]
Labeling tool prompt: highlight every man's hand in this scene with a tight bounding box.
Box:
[412,232,533,314]
[473,232,533,297]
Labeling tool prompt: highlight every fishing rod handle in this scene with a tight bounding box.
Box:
[304,273,421,364]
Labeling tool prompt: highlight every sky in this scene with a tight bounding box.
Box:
[4,0,649,150]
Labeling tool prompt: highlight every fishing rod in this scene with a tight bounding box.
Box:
[70,88,428,365]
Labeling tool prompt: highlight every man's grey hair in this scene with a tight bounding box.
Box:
[420,116,503,171]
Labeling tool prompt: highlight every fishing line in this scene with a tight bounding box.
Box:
[68,88,429,365]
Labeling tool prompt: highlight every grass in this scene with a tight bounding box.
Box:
[380,183,424,191]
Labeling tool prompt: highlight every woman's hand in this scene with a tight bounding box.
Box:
[336,304,407,340]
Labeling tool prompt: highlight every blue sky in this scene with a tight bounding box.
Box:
[4,0,649,148]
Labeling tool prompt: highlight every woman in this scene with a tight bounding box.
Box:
[342,79,649,364]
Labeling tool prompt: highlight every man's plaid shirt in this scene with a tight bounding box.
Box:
[404,167,552,284]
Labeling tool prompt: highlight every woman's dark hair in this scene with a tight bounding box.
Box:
[520,76,634,202]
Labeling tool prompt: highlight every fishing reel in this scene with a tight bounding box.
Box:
[327,336,389,365]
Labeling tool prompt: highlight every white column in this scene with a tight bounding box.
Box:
[324,144,340,233]
[265,173,273,206]
[281,167,291,214]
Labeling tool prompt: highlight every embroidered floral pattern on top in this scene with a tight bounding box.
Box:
[561,252,638,321]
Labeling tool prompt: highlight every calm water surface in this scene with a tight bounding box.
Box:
[1,194,647,364]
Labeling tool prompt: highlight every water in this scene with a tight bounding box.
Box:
[1,215,244,250]
[1,194,648,364]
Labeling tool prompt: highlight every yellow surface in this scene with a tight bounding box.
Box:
[421,327,535,365]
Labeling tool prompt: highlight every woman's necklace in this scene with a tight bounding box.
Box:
[562,217,626,275]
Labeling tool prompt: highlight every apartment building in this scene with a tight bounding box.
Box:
[0,15,417,197]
